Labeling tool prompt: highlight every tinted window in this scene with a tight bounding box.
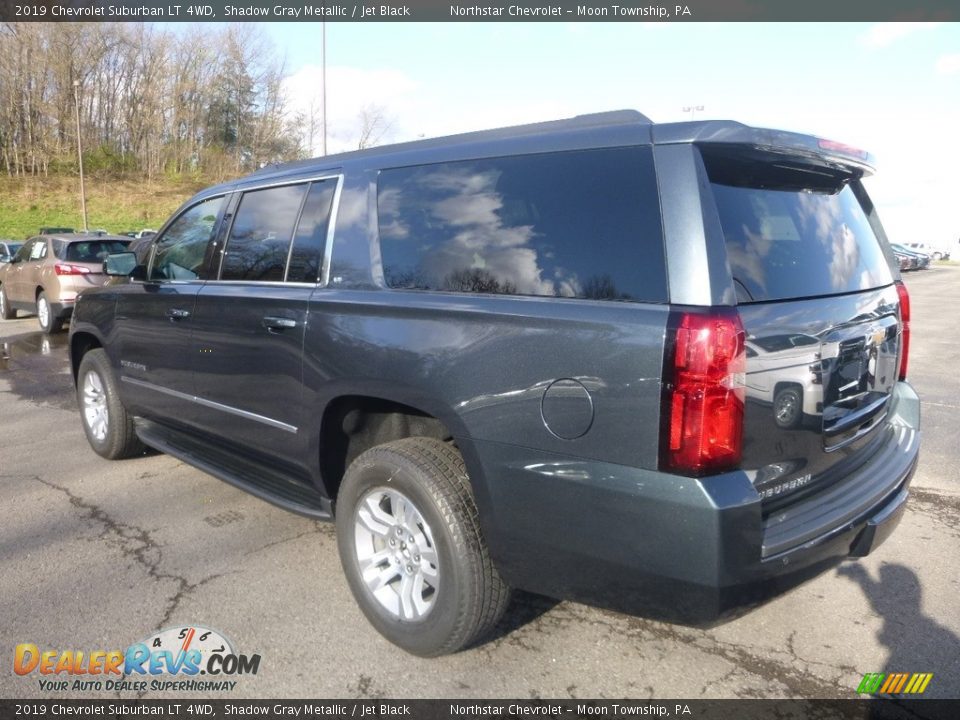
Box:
[221,184,307,282]
[14,241,33,262]
[151,196,224,281]
[707,161,893,303]
[287,180,336,283]
[377,147,665,302]
[62,240,129,263]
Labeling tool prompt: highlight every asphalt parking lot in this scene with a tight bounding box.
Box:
[1,267,958,700]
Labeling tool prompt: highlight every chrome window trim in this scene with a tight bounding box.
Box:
[233,172,341,194]
[209,173,343,287]
[321,175,344,287]
[121,376,298,434]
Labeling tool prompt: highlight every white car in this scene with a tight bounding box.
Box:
[745,334,823,429]
[904,242,949,260]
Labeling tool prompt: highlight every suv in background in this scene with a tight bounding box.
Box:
[0,234,131,333]
[68,111,920,657]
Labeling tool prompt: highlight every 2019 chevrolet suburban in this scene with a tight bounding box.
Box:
[68,111,920,656]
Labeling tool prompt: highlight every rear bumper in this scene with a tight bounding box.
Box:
[469,381,920,622]
[50,299,75,319]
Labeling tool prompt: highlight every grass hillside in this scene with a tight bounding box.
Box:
[0,175,215,240]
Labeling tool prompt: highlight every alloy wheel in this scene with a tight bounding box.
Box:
[353,487,439,621]
[82,370,109,442]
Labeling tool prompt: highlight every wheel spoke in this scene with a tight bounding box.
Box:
[398,573,417,620]
[364,563,400,593]
[357,548,392,574]
[357,497,393,537]
[418,546,439,579]
[391,494,408,525]
[411,574,430,616]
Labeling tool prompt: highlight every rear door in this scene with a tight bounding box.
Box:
[701,146,902,510]
[188,176,339,477]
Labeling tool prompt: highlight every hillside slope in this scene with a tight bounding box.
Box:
[0,175,213,240]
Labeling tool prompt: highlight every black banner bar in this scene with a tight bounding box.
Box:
[0,700,957,720]
[1,0,959,22]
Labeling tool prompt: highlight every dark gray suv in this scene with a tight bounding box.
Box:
[69,111,920,656]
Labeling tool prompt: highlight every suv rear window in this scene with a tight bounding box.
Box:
[705,154,893,303]
[59,240,129,263]
[377,147,666,303]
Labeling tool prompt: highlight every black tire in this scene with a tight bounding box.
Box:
[0,286,15,320]
[336,437,511,657]
[37,291,63,334]
[773,386,803,429]
[77,349,144,459]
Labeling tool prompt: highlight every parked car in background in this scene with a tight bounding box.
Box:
[1,241,23,263]
[0,233,131,332]
[892,247,917,271]
[904,242,949,261]
[39,227,75,235]
[891,243,930,269]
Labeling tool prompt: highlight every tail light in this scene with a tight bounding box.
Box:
[54,263,91,276]
[660,309,746,476]
[896,281,910,381]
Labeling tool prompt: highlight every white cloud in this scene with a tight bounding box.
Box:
[859,22,942,49]
[935,53,960,75]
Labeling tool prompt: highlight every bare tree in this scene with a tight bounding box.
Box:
[356,103,394,150]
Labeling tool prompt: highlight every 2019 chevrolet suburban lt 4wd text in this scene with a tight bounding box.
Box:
[69,111,920,657]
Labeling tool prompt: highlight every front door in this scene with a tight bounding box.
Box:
[114,194,228,425]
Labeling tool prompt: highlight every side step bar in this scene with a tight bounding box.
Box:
[135,419,333,520]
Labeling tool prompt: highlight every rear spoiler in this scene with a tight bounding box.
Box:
[652,121,876,176]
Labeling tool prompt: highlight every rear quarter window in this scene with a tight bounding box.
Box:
[377,147,666,303]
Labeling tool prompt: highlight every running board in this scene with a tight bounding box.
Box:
[135,419,333,520]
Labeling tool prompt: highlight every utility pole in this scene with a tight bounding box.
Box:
[321,22,328,156]
[73,79,89,232]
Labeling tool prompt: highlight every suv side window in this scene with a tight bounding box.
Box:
[377,147,666,302]
[287,179,337,283]
[150,196,225,281]
[220,184,307,282]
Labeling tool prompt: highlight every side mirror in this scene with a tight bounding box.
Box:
[103,252,138,277]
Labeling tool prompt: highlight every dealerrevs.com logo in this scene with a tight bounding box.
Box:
[14,625,260,692]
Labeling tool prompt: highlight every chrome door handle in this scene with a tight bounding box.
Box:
[262,316,297,330]
[166,308,191,320]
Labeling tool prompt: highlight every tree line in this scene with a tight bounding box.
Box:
[0,23,337,181]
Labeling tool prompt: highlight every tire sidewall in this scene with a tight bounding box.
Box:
[336,453,473,657]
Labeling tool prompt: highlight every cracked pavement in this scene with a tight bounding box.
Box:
[1,268,958,700]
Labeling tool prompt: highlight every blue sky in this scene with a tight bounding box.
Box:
[260,22,959,248]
